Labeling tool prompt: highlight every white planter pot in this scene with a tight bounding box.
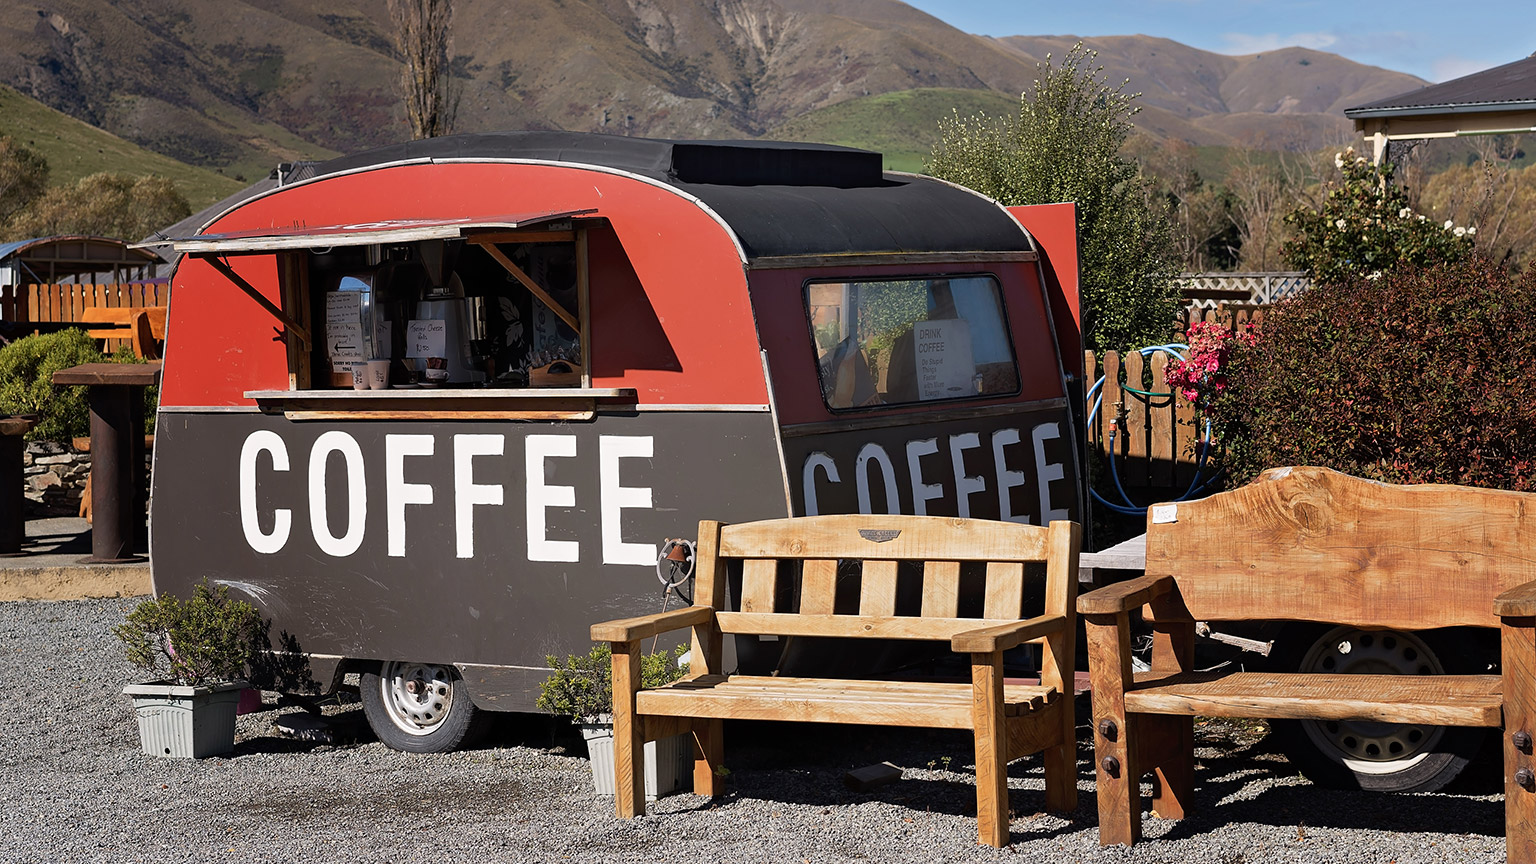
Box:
[122,680,248,758]
[579,721,689,801]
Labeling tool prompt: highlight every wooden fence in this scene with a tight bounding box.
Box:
[1174,271,1311,307]
[1176,303,1266,338]
[1,283,167,324]
[1084,349,1205,492]
[1168,271,1306,339]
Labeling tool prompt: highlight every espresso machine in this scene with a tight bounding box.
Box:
[413,241,489,385]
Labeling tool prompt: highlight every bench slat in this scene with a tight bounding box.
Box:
[741,558,777,613]
[984,561,1024,619]
[1124,671,1503,726]
[860,560,898,616]
[638,674,1057,727]
[921,560,960,618]
[800,559,838,614]
[715,612,1021,641]
[720,514,1051,561]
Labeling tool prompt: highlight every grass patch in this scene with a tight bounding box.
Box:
[767,87,1020,173]
[1,84,244,209]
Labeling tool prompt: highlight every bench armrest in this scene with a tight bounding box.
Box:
[952,613,1064,654]
[591,606,715,643]
[1496,579,1536,618]
[1078,574,1173,616]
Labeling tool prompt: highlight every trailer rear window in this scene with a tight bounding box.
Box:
[807,276,1019,410]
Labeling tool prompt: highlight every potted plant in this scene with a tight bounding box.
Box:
[114,580,263,758]
[537,643,691,800]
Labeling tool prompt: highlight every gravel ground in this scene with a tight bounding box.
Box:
[0,598,1507,863]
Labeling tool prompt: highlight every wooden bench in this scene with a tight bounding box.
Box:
[1077,466,1536,861]
[590,514,1082,847]
[81,306,167,360]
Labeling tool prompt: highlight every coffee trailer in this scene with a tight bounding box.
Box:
[147,132,1084,751]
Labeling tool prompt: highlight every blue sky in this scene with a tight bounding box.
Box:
[903,1,1531,83]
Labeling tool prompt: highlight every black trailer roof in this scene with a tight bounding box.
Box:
[311,132,1031,261]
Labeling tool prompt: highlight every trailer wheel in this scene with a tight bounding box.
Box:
[360,661,487,753]
[1269,624,1489,792]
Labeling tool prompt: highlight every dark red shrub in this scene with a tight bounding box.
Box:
[1220,256,1536,490]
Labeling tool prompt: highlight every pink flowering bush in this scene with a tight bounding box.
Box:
[1165,321,1258,416]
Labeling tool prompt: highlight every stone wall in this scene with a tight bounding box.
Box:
[23,441,89,518]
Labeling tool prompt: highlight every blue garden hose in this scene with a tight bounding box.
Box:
[1087,344,1224,516]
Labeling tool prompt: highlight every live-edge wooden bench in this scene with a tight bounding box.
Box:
[1077,466,1536,862]
[591,513,1082,847]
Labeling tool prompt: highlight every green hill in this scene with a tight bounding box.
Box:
[1,84,245,209]
[768,88,1021,173]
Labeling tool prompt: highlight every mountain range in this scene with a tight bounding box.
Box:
[0,0,1428,196]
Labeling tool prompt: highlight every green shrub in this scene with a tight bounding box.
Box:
[114,580,265,686]
[927,43,1180,351]
[0,330,158,441]
[0,329,105,441]
[1218,256,1536,489]
[536,643,689,722]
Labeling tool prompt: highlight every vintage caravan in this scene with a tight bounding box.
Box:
[147,132,1083,751]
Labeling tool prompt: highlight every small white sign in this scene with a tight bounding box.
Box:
[1152,504,1179,524]
[325,290,362,320]
[911,318,975,401]
[326,321,366,367]
[406,319,447,359]
[325,291,366,370]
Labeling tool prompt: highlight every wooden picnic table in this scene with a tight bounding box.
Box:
[51,363,161,563]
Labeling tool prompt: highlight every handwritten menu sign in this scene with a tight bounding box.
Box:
[912,318,975,401]
[406,319,446,359]
[325,291,365,371]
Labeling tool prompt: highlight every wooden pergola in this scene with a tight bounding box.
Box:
[1346,53,1536,163]
[0,235,161,286]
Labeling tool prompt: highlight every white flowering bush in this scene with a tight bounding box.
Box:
[1282,148,1473,285]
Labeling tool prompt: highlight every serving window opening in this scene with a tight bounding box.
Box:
[305,234,584,390]
[807,275,1020,411]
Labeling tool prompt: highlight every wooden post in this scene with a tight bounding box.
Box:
[1085,611,1140,846]
[611,641,645,818]
[1150,353,1173,487]
[971,649,1010,847]
[1503,618,1536,864]
[1040,520,1080,813]
[692,718,725,798]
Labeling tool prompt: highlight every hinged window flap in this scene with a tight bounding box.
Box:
[133,210,594,254]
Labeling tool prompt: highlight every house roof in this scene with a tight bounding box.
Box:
[1346,53,1536,119]
[0,235,160,281]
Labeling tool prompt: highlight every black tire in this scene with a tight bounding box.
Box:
[1268,623,1492,792]
[360,660,489,753]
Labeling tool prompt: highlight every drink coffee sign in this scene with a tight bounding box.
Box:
[912,318,975,401]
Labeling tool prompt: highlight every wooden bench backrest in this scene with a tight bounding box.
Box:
[1144,466,1536,629]
[80,306,167,358]
[695,514,1080,642]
